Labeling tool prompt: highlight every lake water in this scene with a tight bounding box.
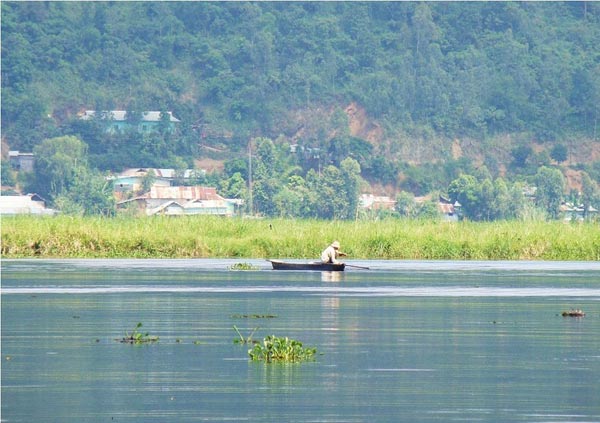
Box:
[2,259,599,422]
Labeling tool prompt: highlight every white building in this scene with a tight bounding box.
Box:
[0,194,56,215]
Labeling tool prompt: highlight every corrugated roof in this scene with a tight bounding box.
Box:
[116,168,204,178]
[437,203,455,214]
[149,186,223,201]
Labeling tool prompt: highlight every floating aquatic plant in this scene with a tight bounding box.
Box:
[229,262,259,271]
[231,314,277,319]
[118,322,159,344]
[233,325,259,344]
[248,335,317,363]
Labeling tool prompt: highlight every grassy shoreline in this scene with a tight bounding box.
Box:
[1,215,599,261]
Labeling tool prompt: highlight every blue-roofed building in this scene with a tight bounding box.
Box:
[79,110,180,134]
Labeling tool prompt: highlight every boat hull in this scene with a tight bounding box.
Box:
[268,260,345,271]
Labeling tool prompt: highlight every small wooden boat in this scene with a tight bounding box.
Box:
[268,259,345,271]
[561,309,585,317]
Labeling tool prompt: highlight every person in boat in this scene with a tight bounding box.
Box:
[321,241,347,264]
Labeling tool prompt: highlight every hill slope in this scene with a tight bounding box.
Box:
[2,2,599,193]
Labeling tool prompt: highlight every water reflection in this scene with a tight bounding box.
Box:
[321,271,342,283]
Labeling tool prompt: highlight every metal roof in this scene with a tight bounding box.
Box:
[115,168,204,179]
[80,110,180,123]
[148,186,223,201]
[0,194,55,215]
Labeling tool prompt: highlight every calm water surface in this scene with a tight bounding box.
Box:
[2,259,599,422]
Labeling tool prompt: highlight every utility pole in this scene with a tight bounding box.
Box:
[248,138,253,216]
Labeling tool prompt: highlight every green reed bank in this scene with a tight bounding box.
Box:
[1,216,599,260]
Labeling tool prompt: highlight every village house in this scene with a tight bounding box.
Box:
[0,193,55,216]
[111,168,206,201]
[8,151,35,172]
[117,185,242,217]
[79,110,180,134]
[414,195,461,221]
[437,196,461,221]
[359,194,396,211]
[560,202,598,222]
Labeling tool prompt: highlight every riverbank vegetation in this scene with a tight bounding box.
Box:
[2,215,598,260]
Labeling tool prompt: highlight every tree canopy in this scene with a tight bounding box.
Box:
[2,2,600,219]
[3,2,599,151]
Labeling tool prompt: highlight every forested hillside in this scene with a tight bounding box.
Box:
[2,2,600,218]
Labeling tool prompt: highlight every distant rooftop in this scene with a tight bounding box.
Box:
[80,110,180,123]
[115,168,204,179]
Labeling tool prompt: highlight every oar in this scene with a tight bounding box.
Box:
[345,264,370,270]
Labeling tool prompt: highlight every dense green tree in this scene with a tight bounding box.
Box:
[550,144,568,163]
[1,160,16,187]
[417,200,440,220]
[509,182,528,220]
[313,165,341,219]
[30,136,88,201]
[395,191,417,218]
[448,174,480,219]
[224,158,249,180]
[139,169,156,195]
[511,145,533,169]
[54,168,115,216]
[534,166,566,219]
[27,135,115,215]
[447,173,527,221]
[580,171,599,219]
[478,179,495,221]
[273,174,313,218]
[339,157,362,219]
[3,1,599,149]
[273,184,304,218]
[219,171,247,200]
[491,178,511,220]
[250,138,280,216]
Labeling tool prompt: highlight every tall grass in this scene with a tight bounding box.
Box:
[1,215,599,260]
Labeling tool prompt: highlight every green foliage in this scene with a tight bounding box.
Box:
[2,2,599,218]
[30,136,88,200]
[119,322,159,344]
[534,166,566,219]
[1,160,16,186]
[580,171,599,219]
[550,144,568,163]
[511,145,534,170]
[229,262,259,271]
[417,201,440,220]
[232,325,259,344]
[395,191,417,218]
[3,2,599,157]
[448,174,479,218]
[27,136,115,215]
[248,335,317,363]
[2,215,599,260]
[448,173,526,221]
[139,169,156,195]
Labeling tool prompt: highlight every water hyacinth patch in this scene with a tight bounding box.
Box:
[229,262,260,270]
[248,335,317,363]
